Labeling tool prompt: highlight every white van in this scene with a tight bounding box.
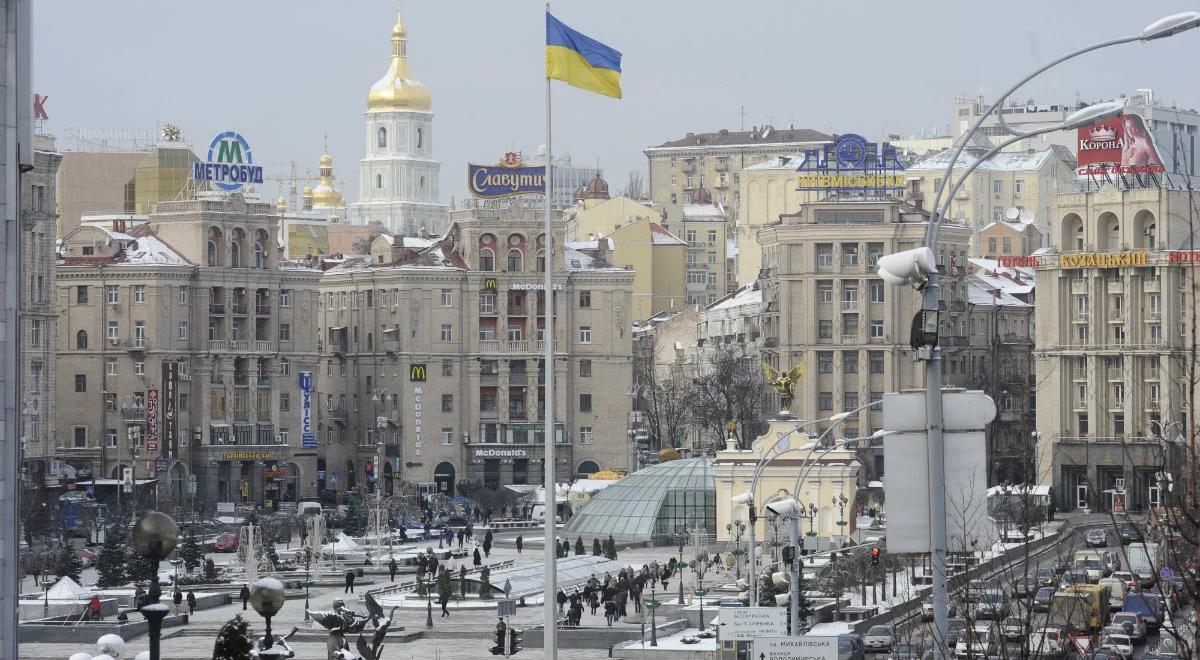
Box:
[296,501,323,518]
[1097,576,1127,610]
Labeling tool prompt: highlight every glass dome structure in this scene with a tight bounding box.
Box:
[564,457,715,543]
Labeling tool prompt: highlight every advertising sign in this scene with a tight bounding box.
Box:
[1076,114,1165,176]
[413,386,424,458]
[161,361,178,457]
[145,387,159,453]
[751,636,838,660]
[192,131,264,192]
[1058,251,1148,270]
[996,255,1040,268]
[468,152,546,198]
[299,371,317,448]
[794,133,907,193]
[409,364,427,382]
[722,606,789,641]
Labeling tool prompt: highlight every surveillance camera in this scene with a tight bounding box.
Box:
[765,498,800,516]
[731,492,753,506]
[771,572,790,588]
[774,593,790,607]
[876,247,937,287]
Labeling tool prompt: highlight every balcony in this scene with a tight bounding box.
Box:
[121,405,146,422]
[509,372,528,386]
[329,408,349,425]
[233,374,249,387]
[255,304,271,317]
[681,162,696,174]
[1143,279,1160,293]
[230,303,248,316]
[330,340,347,355]
[714,160,729,172]
[1002,333,1031,344]
[840,301,858,313]
[383,339,400,355]
[943,336,970,347]
[1108,310,1126,323]
[1071,371,1087,382]
[1073,314,1091,324]
[123,338,147,353]
[480,407,499,420]
[1106,280,1124,294]
[1107,368,1124,382]
[256,374,271,387]
[508,408,528,420]
[948,300,967,313]
[209,303,225,316]
[254,340,276,352]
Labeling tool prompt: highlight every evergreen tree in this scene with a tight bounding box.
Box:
[127,551,157,586]
[53,542,84,583]
[592,538,602,556]
[204,558,219,582]
[344,498,366,537]
[178,526,204,573]
[605,535,618,560]
[211,614,255,660]
[575,536,585,556]
[478,566,493,600]
[95,526,129,588]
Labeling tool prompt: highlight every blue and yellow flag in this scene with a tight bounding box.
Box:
[546,12,622,99]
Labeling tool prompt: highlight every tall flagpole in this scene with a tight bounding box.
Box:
[542,3,558,656]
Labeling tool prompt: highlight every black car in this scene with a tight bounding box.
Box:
[1033,586,1054,612]
[1116,521,1141,544]
[1167,577,1192,607]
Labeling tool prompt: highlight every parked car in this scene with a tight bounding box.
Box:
[1035,568,1058,588]
[1112,571,1138,591]
[1002,617,1025,641]
[1099,630,1134,658]
[1166,577,1191,608]
[1027,627,1067,658]
[1110,611,1147,642]
[1013,574,1041,598]
[954,627,993,659]
[77,548,97,566]
[974,589,1009,619]
[920,597,958,621]
[1033,586,1055,612]
[213,532,239,552]
[862,625,893,653]
[1087,528,1109,547]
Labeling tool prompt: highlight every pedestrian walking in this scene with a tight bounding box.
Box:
[516,535,523,554]
[457,529,463,549]
[172,587,182,615]
[389,557,398,582]
[473,547,482,568]
[240,584,250,610]
[604,599,617,626]
[556,588,567,615]
[135,584,146,609]
[588,591,599,616]
[186,590,196,616]
[89,594,102,621]
[344,569,356,594]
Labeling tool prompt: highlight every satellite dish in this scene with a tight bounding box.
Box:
[1004,207,1020,221]
[1019,209,1034,223]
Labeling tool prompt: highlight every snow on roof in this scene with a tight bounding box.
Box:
[982,219,1038,234]
[745,154,805,170]
[564,245,595,270]
[118,234,190,266]
[908,146,1056,172]
[707,285,762,312]
[648,222,686,246]
[967,274,1031,307]
[566,238,613,252]
[682,204,725,219]
[968,257,1037,294]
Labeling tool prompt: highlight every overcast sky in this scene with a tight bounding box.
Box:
[34,1,1200,204]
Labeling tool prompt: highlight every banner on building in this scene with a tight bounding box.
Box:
[1076,114,1165,176]
[145,388,159,453]
[468,152,546,198]
[161,362,179,458]
[300,371,317,448]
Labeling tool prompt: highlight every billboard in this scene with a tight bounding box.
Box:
[161,362,178,458]
[794,133,907,193]
[299,371,317,448]
[1076,114,1165,176]
[145,388,159,454]
[191,131,264,192]
[468,152,546,198]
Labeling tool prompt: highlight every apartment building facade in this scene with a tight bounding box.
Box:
[315,199,635,499]
[55,193,322,510]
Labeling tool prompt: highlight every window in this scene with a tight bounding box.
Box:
[1113,413,1125,435]
[107,321,119,342]
[76,285,88,304]
[442,360,453,377]
[987,237,997,253]
[377,126,387,148]
[869,281,884,304]
[479,292,495,314]
[843,351,858,373]
[579,326,592,343]
[441,428,453,446]
[134,321,145,345]
[440,324,453,342]
[580,426,594,444]
[841,314,859,336]
[993,180,1003,196]
[133,285,145,304]
[178,322,188,340]
[1015,180,1025,195]
[819,320,833,339]
[817,281,833,303]
[178,286,188,304]
[376,173,383,189]
[133,361,145,376]
[507,249,523,272]
[707,252,717,264]
[869,351,884,374]
[819,391,833,411]
[844,392,859,411]
[670,193,677,204]
[179,393,189,412]
[479,248,495,271]
[279,324,291,342]
[105,429,117,449]
[442,394,454,412]
[707,230,717,243]
[441,289,453,306]
[841,243,859,266]
[73,427,87,448]
[29,320,40,348]
[481,360,498,375]
[579,359,592,377]
[1077,413,1089,436]
[76,330,88,349]
[279,358,290,376]
[816,244,833,268]
[579,393,592,412]
[82,246,94,256]
[870,321,884,339]
[75,374,87,392]
[416,127,423,149]
[578,290,591,308]
[867,243,884,266]
[105,359,117,376]
[106,285,119,304]
[1002,237,1012,253]
[818,351,833,373]
[279,392,290,412]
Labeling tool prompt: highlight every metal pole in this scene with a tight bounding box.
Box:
[788,517,800,635]
[923,269,950,655]
[747,504,756,605]
[542,47,558,659]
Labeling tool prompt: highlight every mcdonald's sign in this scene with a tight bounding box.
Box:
[409,363,427,382]
[483,278,498,292]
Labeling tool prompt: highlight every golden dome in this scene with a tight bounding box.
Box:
[275,196,287,211]
[367,6,431,111]
[311,152,345,209]
[319,153,333,167]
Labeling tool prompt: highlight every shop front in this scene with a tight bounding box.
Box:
[465,422,573,488]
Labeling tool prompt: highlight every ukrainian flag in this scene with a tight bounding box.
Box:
[546,12,622,99]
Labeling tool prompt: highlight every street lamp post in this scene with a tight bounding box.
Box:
[646,562,661,647]
[302,548,313,622]
[249,577,288,657]
[674,529,687,605]
[424,575,434,629]
[726,521,745,580]
[833,493,848,539]
[131,511,179,660]
[41,578,53,617]
[689,553,710,630]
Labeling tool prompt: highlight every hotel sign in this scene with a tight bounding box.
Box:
[1059,251,1148,269]
[996,256,1040,268]
[468,152,546,199]
[1168,251,1200,264]
[794,133,906,193]
[145,388,159,454]
[223,451,274,461]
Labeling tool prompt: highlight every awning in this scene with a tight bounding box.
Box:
[75,478,157,487]
[210,423,231,429]
[329,326,346,332]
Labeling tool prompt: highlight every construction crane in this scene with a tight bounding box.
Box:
[262,160,321,212]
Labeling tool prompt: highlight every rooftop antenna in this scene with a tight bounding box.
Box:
[738,105,746,132]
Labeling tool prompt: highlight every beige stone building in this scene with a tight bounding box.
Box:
[980,217,1043,261]
[906,142,1074,252]
[563,191,658,242]
[757,198,972,479]
[735,155,826,286]
[55,193,322,510]
[1034,183,1195,513]
[680,188,732,305]
[315,199,635,498]
[20,134,62,484]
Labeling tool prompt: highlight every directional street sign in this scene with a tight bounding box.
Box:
[646,600,662,610]
[721,607,789,641]
[497,599,517,617]
[751,636,838,660]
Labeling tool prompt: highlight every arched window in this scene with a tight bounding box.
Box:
[376,174,383,190]
[367,333,373,351]
[76,330,88,350]
[416,128,423,149]
[507,248,523,272]
[207,241,217,267]
[230,242,241,268]
[536,250,546,273]
[479,247,495,272]
[377,127,387,148]
[253,243,264,269]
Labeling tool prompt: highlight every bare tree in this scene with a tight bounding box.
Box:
[622,170,645,200]
[692,346,770,450]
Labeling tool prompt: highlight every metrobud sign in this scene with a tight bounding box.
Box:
[192,131,264,192]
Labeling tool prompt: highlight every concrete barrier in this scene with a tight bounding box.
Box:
[523,619,690,649]
[19,613,189,643]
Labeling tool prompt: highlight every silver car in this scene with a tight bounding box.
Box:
[862,625,893,652]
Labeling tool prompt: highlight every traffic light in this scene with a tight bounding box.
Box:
[870,547,880,566]
[491,621,506,655]
[782,545,795,566]
[509,627,523,655]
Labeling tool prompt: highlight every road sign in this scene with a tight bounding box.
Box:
[751,636,838,660]
[1160,566,1174,580]
[722,606,789,641]
[497,599,517,617]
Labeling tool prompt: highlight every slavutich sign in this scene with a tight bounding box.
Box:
[468,152,546,198]
[1059,251,1148,269]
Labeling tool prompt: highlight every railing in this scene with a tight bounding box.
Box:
[230,304,248,316]
[1002,333,1031,343]
[508,409,528,420]
[330,341,347,355]
[123,338,147,351]
[329,408,348,424]
[256,375,271,387]
[763,337,779,348]
[255,340,276,352]
[383,340,400,354]
[1073,313,1091,324]
[480,408,499,419]
[209,304,225,315]
[233,409,250,422]
[840,301,858,313]
[948,300,967,312]
[121,406,146,422]
[233,374,249,387]
[255,305,271,316]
